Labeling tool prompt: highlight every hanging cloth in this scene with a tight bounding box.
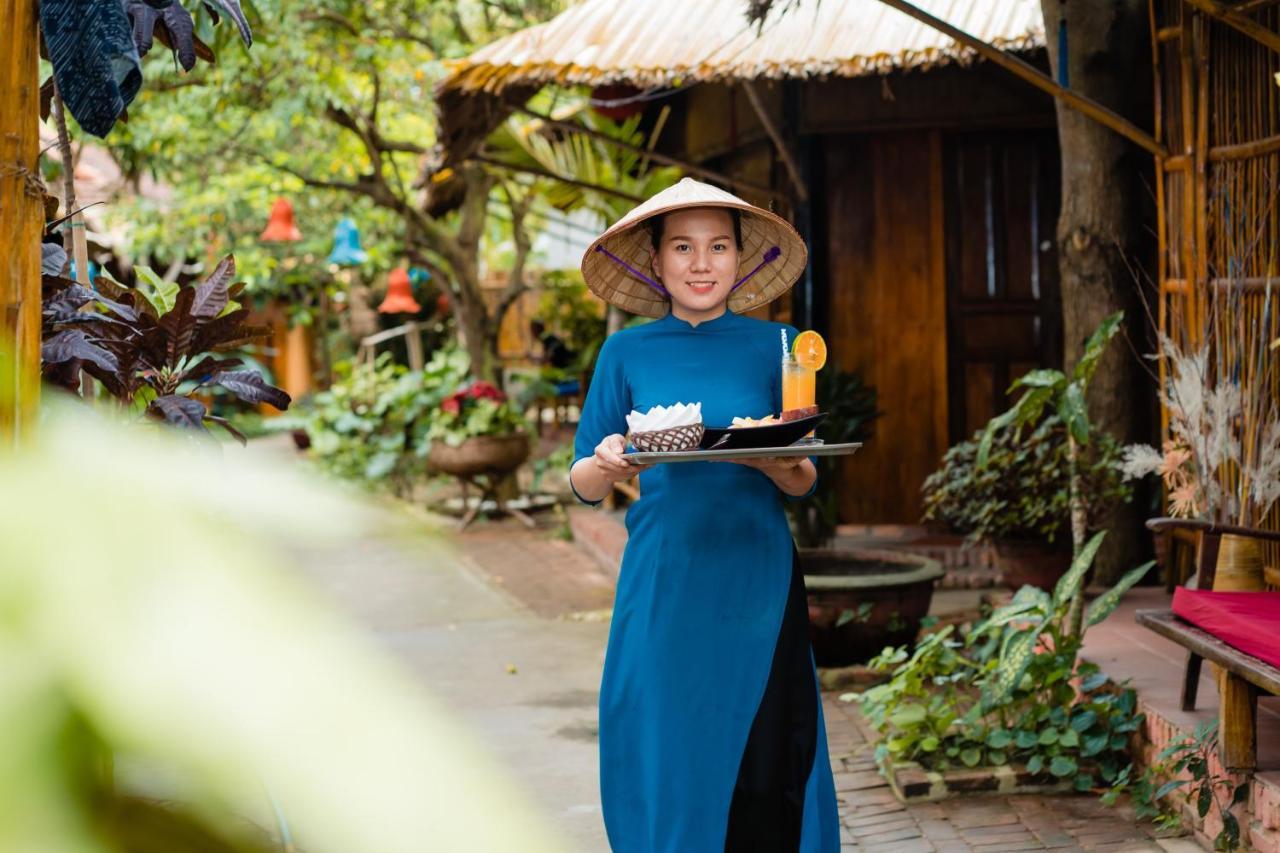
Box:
[40,0,143,137]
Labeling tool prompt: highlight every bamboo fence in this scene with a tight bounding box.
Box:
[1152,0,1280,574]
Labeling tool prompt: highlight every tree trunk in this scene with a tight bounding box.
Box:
[1043,0,1154,583]
[451,264,496,383]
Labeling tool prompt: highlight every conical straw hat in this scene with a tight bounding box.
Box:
[581,178,808,319]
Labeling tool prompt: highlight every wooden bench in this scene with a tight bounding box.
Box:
[1137,517,1280,771]
[1135,608,1280,770]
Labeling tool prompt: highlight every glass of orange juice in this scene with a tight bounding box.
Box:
[782,356,816,412]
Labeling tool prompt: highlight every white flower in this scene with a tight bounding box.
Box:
[1120,444,1164,481]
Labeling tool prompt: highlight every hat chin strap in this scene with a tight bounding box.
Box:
[594,245,669,297]
[597,244,783,302]
[731,246,781,293]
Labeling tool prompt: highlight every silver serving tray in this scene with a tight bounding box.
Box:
[626,442,862,465]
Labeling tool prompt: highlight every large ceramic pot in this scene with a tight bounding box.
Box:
[801,547,945,667]
[993,539,1073,591]
[427,434,531,478]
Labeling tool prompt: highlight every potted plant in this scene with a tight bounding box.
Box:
[921,417,1131,590]
[423,379,532,478]
[283,345,472,496]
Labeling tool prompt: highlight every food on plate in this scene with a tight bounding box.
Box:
[730,414,781,428]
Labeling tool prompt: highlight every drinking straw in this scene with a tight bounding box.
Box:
[781,328,789,361]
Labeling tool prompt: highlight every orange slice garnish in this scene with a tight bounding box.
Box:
[792,330,827,370]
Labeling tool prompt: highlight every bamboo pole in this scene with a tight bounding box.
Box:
[1183,0,1280,54]
[0,0,42,446]
[868,0,1170,158]
[1152,0,1171,438]
[740,81,810,203]
[51,85,95,400]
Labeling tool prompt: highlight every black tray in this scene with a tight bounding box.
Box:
[700,412,827,450]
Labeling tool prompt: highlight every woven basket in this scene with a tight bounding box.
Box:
[629,423,704,453]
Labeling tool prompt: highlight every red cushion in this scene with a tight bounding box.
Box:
[1171,588,1280,670]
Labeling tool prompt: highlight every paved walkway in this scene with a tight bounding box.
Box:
[252,436,1201,851]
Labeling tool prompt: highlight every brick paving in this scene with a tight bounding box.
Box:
[455,516,615,619]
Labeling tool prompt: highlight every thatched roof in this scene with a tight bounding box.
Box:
[429,0,1044,210]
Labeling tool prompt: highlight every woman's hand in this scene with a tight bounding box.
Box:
[723,455,816,497]
[727,456,804,476]
[593,434,649,484]
[569,434,649,503]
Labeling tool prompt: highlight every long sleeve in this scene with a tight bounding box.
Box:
[571,333,630,505]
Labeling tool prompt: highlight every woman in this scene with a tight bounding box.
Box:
[569,178,839,852]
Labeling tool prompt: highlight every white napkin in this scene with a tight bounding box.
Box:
[626,402,702,433]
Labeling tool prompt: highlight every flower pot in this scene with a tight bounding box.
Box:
[1214,533,1266,591]
[801,547,945,667]
[427,434,531,478]
[992,540,1073,591]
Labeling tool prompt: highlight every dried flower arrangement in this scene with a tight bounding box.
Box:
[1122,290,1280,527]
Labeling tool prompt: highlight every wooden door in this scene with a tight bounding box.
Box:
[943,132,1062,442]
[826,131,949,524]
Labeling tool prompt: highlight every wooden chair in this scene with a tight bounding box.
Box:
[1137,517,1280,770]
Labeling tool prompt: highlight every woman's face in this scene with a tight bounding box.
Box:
[651,208,740,317]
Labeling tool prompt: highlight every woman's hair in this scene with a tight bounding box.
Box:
[645,207,743,252]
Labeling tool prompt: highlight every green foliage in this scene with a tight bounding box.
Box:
[534,268,606,372]
[0,400,567,851]
[922,417,1132,544]
[1148,721,1248,851]
[41,255,290,444]
[424,381,530,448]
[294,356,424,492]
[107,0,566,291]
[852,541,1153,792]
[787,367,879,547]
[977,311,1124,467]
[488,103,682,224]
[294,344,528,492]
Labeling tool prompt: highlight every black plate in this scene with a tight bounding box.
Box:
[700,412,827,450]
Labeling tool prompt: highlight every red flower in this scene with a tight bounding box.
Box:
[466,381,506,403]
[441,393,463,415]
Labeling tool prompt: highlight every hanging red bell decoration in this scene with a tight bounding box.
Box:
[260,198,303,242]
[378,267,422,314]
[436,290,451,316]
[590,84,644,121]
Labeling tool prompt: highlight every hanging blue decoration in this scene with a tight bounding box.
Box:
[408,266,432,285]
[69,259,100,286]
[327,217,369,266]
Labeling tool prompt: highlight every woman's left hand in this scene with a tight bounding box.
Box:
[725,456,804,475]
[720,455,816,497]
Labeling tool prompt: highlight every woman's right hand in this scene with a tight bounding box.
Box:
[593,434,648,482]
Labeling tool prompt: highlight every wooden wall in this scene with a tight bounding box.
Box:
[826,131,949,524]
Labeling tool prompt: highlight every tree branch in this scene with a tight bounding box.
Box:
[496,181,534,321]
